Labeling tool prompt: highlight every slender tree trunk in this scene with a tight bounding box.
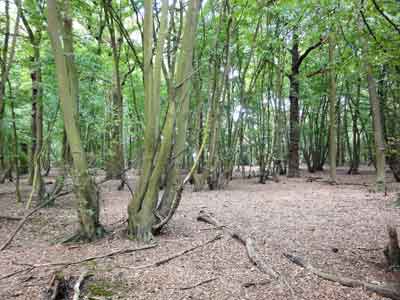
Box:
[10,94,21,203]
[127,0,168,241]
[328,31,337,182]
[0,0,19,176]
[288,32,300,177]
[47,0,103,240]
[288,72,300,177]
[158,0,201,217]
[104,0,124,179]
[365,62,386,192]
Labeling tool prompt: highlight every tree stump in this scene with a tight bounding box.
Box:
[384,225,400,270]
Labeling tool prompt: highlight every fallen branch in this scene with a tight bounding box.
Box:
[125,234,221,270]
[0,196,57,251]
[179,277,218,290]
[197,211,279,279]
[0,266,34,281]
[284,253,400,300]
[72,271,91,300]
[19,244,157,268]
[0,215,22,221]
[242,280,270,288]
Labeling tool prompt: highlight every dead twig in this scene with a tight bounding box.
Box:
[197,211,279,279]
[179,277,218,290]
[19,244,157,268]
[124,234,221,270]
[0,215,22,221]
[0,267,34,281]
[0,196,57,251]
[284,253,400,300]
[197,211,296,297]
[242,280,270,288]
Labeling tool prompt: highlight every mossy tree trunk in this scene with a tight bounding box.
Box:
[103,0,124,180]
[127,0,201,241]
[47,0,103,241]
[158,0,202,219]
[127,0,169,242]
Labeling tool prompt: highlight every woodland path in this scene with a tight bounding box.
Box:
[0,166,399,300]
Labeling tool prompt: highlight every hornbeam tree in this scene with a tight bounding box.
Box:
[47,0,104,240]
[127,0,201,241]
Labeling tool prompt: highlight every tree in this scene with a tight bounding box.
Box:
[103,0,124,180]
[47,0,104,240]
[328,29,337,183]
[287,31,326,177]
[127,0,201,241]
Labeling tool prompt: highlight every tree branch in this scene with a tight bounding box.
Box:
[371,0,400,35]
[296,36,327,69]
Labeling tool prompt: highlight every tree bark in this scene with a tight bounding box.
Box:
[104,0,124,179]
[328,31,337,182]
[47,0,103,240]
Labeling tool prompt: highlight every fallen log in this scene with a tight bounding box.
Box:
[284,253,400,300]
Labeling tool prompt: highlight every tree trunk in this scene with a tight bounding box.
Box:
[127,0,168,241]
[288,33,300,177]
[47,0,103,240]
[328,31,337,182]
[0,0,19,176]
[365,63,386,191]
[104,0,124,179]
[288,70,300,177]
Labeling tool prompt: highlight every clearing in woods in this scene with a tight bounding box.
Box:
[0,166,399,300]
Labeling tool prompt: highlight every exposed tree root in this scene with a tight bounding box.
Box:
[284,253,400,300]
[124,234,221,270]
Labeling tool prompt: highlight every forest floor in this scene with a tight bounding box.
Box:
[0,166,399,300]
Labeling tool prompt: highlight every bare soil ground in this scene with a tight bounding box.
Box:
[0,166,399,300]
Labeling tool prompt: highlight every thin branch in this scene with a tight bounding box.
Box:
[18,244,157,268]
[179,277,218,290]
[296,36,327,69]
[0,195,58,251]
[371,0,400,35]
[122,234,221,270]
